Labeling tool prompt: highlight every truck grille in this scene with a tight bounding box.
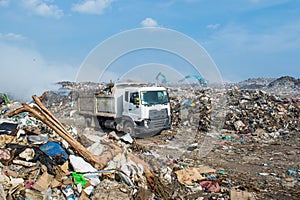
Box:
[150,119,167,128]
[149,109,169,128]
[149,109,168,120]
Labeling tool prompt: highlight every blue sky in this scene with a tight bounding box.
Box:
[0,0,299,99]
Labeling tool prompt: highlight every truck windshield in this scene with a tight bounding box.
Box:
[140,90,169,106]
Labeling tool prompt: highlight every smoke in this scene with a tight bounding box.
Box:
[0,42,76,102]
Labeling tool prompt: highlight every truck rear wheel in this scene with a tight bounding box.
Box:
[124,121,135,136]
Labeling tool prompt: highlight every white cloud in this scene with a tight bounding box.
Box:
[72,0,114,15]
[0,0,9,7]
[206,23,220,30]
[0,33,26,41]
[22,0,63,19]
[0,42,76,101]
[141,18,159,28]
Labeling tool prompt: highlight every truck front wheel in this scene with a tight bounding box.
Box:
[124,121,135,136]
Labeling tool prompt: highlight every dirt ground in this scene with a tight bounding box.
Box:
[132,127,300,199]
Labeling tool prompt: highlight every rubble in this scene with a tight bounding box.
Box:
[0,77,299,199]
[226,76,300,98]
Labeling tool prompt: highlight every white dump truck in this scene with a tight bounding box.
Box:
[78,83,171,137]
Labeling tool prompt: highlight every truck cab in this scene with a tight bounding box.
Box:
[122,85,171,137]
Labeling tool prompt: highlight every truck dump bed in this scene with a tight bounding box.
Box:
[78,83,145,118]
[78,95,95,114]
[95,94,116,117]
[78,93,116,118]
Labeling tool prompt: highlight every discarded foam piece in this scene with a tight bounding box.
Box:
[84,185,94,196]
[120,133,133,144]
[19,148,35,161]
[108,131,119,140]
[9,177,24,187]
[83,173,101,186]
[69,155,97,173]
[87,142,105,156]
[28,134,49,145]
[12,160,37,167]
[106,153,144,183]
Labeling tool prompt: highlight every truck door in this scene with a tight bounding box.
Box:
[123,90,141,121]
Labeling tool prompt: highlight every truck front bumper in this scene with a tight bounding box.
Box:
[133,118,171,138]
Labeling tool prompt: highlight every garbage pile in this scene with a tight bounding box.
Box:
[226,76,300,98]
[42,82,105,109]
[57,81,104,93]
[0,79,299,199]
[224,87,299,134]
[266,76,300,97]
[0,93,11,107]
[169,86,299,135]
[136,86,299,199]
[0,95,160,200]
[168,88,217,132]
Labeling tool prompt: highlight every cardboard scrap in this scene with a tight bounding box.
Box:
[80,191,90,200]
[230,190,254,200]
[32,172,53,192]
[60,161,70,175]
[50,179,60,188]
[175,166,216,185]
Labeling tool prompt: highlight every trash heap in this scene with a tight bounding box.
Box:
[169,87,299,134]
[133,86,298,199]
[0,93,11,106]
[0,95,160,200]
[224,87,299,134]
[0,80,299,200]
[225,76,300,98]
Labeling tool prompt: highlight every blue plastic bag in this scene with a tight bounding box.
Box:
[40,141,68,160]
